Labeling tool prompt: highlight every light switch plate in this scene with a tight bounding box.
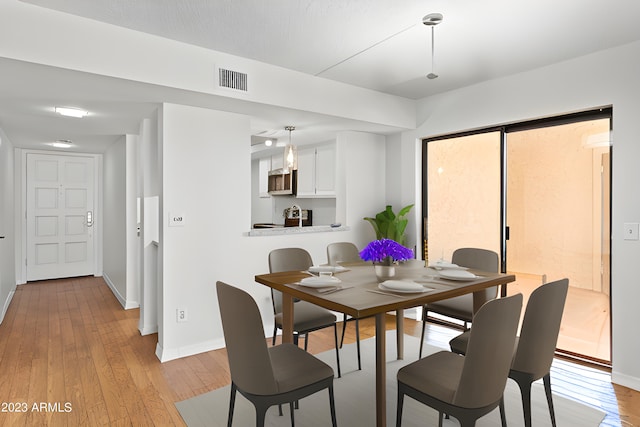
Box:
[169,213,185,227]
[623,223,639,240]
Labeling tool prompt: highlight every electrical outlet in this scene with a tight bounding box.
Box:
[623,223,639,240]
[176,308,188,322]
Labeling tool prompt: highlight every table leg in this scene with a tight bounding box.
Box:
[472,291,484,315]
[395,309,404,360]
[375,313,386,427]
[282,293,294,344]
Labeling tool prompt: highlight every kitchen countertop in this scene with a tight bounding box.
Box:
[247,224,349,236]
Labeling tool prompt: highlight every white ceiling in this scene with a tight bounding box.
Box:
[3,0,640,153]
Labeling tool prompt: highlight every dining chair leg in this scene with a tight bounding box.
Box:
[333,323,341,378]
[499,396,507,427]
[543,373,557,427]
[355,318,361,370]
[303,333,308,351]
[272,326,277,346]
[289,401,295,427]
[227,383,237,427]
[396,387,404,427]
[328,384,337,427]
[340,313,348,348]
[419,307,428,358]
[511,371,533,427]
[255,405,267,427]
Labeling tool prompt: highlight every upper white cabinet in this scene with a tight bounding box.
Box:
[296,143,336,197]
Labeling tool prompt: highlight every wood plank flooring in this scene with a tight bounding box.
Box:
[0,276,637,426]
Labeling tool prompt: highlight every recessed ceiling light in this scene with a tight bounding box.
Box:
[51,139,73,148]
[265,139,273,147]
[55,106,89,118]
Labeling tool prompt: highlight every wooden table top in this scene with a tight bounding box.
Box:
[255,263,516,318]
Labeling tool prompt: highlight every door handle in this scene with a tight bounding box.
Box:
[86,211,93,227]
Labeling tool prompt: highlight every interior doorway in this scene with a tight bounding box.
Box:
[422,109,612,364]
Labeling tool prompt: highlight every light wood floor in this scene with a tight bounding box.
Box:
[507,273,611,362]
[0,276,637,426]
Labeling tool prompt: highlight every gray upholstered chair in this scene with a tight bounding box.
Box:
[419,247,500,358]
[397,293,523,427]
[326,242,364,370]
[449,278,569,427]
[326,242,363,266]
[216,281,337,427]
[269,248,342,377]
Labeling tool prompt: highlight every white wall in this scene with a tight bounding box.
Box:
[103,137,128,305]
[390,41,640,391]
[0,127,16,324]
[103,135,139,309]
[155,104,387,361]
[139,116,160,335]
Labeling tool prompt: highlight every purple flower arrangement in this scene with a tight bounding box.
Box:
[359,239,414,265]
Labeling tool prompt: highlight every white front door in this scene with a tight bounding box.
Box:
[26,153,95,281]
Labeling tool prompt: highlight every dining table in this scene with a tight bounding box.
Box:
[255,261,516,427]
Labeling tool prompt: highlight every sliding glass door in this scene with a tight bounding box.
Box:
[505,118,611,362]
[424,131,502,266]
[422,110,612,364]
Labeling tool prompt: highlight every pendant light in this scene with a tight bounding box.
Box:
[284,126,297,171]
[423,13,443,79]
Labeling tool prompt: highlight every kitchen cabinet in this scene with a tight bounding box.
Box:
[296,143,335,197]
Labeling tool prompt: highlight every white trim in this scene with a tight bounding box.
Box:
[0,289,15,325]
[155,337,226,363]
[139,324,158,336]
[103,272,139,310]
[612,371,640,392]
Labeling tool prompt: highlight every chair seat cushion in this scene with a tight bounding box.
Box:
[449,330,471,354]
[269,344,335,394]
[426,295,474,322]
[450,332,519,360]
[275,301,337,332]
[397,351,463,405]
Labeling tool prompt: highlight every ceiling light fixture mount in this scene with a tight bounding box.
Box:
[423,13,443,80]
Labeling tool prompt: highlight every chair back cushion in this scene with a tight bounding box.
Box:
[452,247,499,272]
[326,242,361,266]
[268,248,313,313]
[454,293,523,408]
[511,278,569,378]
[216,281,278,395]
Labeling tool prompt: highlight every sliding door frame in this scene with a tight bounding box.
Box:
[421,106,613,365]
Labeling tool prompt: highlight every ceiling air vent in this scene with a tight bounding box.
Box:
[218,68,248,92]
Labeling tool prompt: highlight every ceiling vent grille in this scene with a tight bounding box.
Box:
[218,68,248,92]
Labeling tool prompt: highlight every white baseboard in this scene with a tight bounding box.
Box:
[612,370,640,392]
[102,273,139,310]
[0,289,15,325]
[155,337,226,363]
[139,324,158,336]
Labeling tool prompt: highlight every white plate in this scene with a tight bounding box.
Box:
[308,265,348,274]
[428,261,468,270]
[437,269,479,281]
[299,276,342,288]
[379,280,431,293]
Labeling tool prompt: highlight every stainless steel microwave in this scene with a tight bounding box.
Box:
[268,169,297,195]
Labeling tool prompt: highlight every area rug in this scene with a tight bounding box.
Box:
[176,332,605,426]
